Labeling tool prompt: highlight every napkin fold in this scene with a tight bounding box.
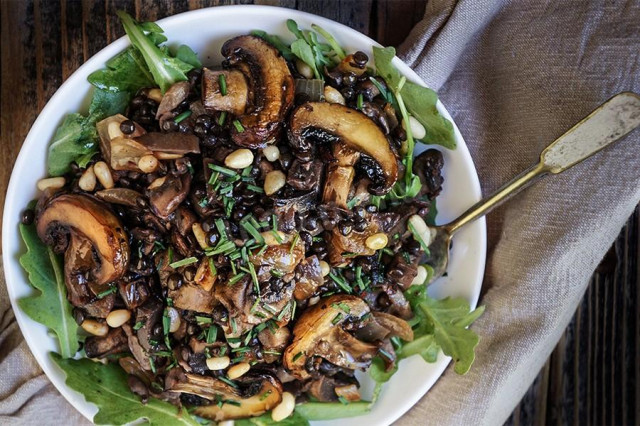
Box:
[1,1,639,425]
[396,0,640,425]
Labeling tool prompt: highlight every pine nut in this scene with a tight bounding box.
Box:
[138,154,159,173]
[78,166,96,192]
[261,230,287,246]
[206,356,231,371]
[192,223,209,249]
[107,121,124,140]
[324,86,345,105]
[218,422,234,426]
[224,149,254,169]
[271,392,295,422]
[147,88,163,103]
[227,362,250,379]
[106,309,131,328]
[402,116,427,140]
[81,319,108,337]
[319,260,331,277]
[37,177,65,192]
[365,232,388,250]
[408,214,433,247]
[93,161,114,189]
[166,307,181,333]
[264,170,286,196]
[295,59,314,79]
[262,145,280,162]
[308,296,320,306]
[148,176,167,190]
[411,265,428,286]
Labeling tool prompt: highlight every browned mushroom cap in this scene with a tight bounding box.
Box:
[36,194,129,289]
[283,295,379,380]
[156,81,191,122]
[96,115,147,171]
[135,132,200,158]
[221,35,295,148]
[167,372,283,421]
[289,102,399,196]
[202,68,249,116]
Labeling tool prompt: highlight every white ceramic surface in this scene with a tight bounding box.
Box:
[2,5,486,426]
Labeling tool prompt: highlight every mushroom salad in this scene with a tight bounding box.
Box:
[18,11,484,425]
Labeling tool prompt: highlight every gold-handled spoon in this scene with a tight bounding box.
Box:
[425,92,640,283]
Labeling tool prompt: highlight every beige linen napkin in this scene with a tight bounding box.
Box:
[396,0,640,425]
[1,1,639,425]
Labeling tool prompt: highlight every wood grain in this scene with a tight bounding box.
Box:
[0,2,637,425]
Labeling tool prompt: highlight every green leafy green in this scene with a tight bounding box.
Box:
[295,401,371,420]
[174,45,202,68]
[373,46,455,149]
[250,30,294,61]
[291,39,321,79]
[235,410,309,425]
[404,285,485,374]
[311,24,346,60]
[88,47,155,93]
[18,223,79,359]
[117,11,195,92]
[368,356,397,384]
[51,354,200,425]
[47,88,129,176]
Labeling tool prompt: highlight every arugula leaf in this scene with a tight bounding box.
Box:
[373,46,455,149]
[47,88,129,176]
[51,354,200,425]
[404,285,485,374]
[235,410,309,425]
[88,47,155,93]
[295,401,371,420]
[174,45,202,68]
[368,356,397,384]
[250,30,294,61]
[117,11,194,92]
[18,223,79,358]
[311,24,346,60]
[290,39,321,80]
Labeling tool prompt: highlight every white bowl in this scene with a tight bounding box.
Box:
[2,5,486,426]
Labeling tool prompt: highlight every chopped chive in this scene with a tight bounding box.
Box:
[174,110,192,123]
[208,163,238,177]
[228,273,246,285]
[289,233,300,254]
[248,263,259,293]
[312,236,323,243]
[369,76,391,102]
[149,356,156,374]
[168,246,174,264]
[241,220,265,245]
[292,351,304,362]
[169,256,198,268]
[219,376,238,388]
[196,316,213,324]
[408,222,430,253]
[198,197,208,208]
[276,302,292,320]
[219,346,228,356]
[233,120,245,132]
[224,197,235,217]
[346,196,360,209]
[246,184,264,193]
[260,390,273,401]
[218,111,227,126]
[218,73,227,96]
[332,313,343,325]
[231,346,252,353]
[329,272,352,293]
[338,396,350,405]
[332,301,351,314]
[262,304,277,315]
[133,321,144,330]
[357,93,364,110]
[208,171,220,186]
[270,269,284,278]
[208,257,217,275]
[206,325,218,344]
[262,350,281,356]
[96,285,117,299]
[250,297,261,313]
[230,317,237,334]
[271,229,284,244]
[215,218,228,239]
[379,348,394,360]
[271,214,278,232]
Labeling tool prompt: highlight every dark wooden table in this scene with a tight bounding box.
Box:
[1,1,637,425]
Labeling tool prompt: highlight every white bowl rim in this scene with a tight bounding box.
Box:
[2,5,486,426]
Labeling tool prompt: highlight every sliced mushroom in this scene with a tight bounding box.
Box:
[36,194,129,294]
[135,132,200,158]
[202,68,249,116]
[84,327,129,358]
[283,295,379,380]
[108,137,154,171]
[147,173,192,219]
[166,371,283,421]
[221,35,295,148]
[355,311,414,342]
[170,282,217,314]
[95,188,143,208]
[289,102,398,196]
[96,114,146,169]
[293,255,324,301]
[156,81,191,122]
